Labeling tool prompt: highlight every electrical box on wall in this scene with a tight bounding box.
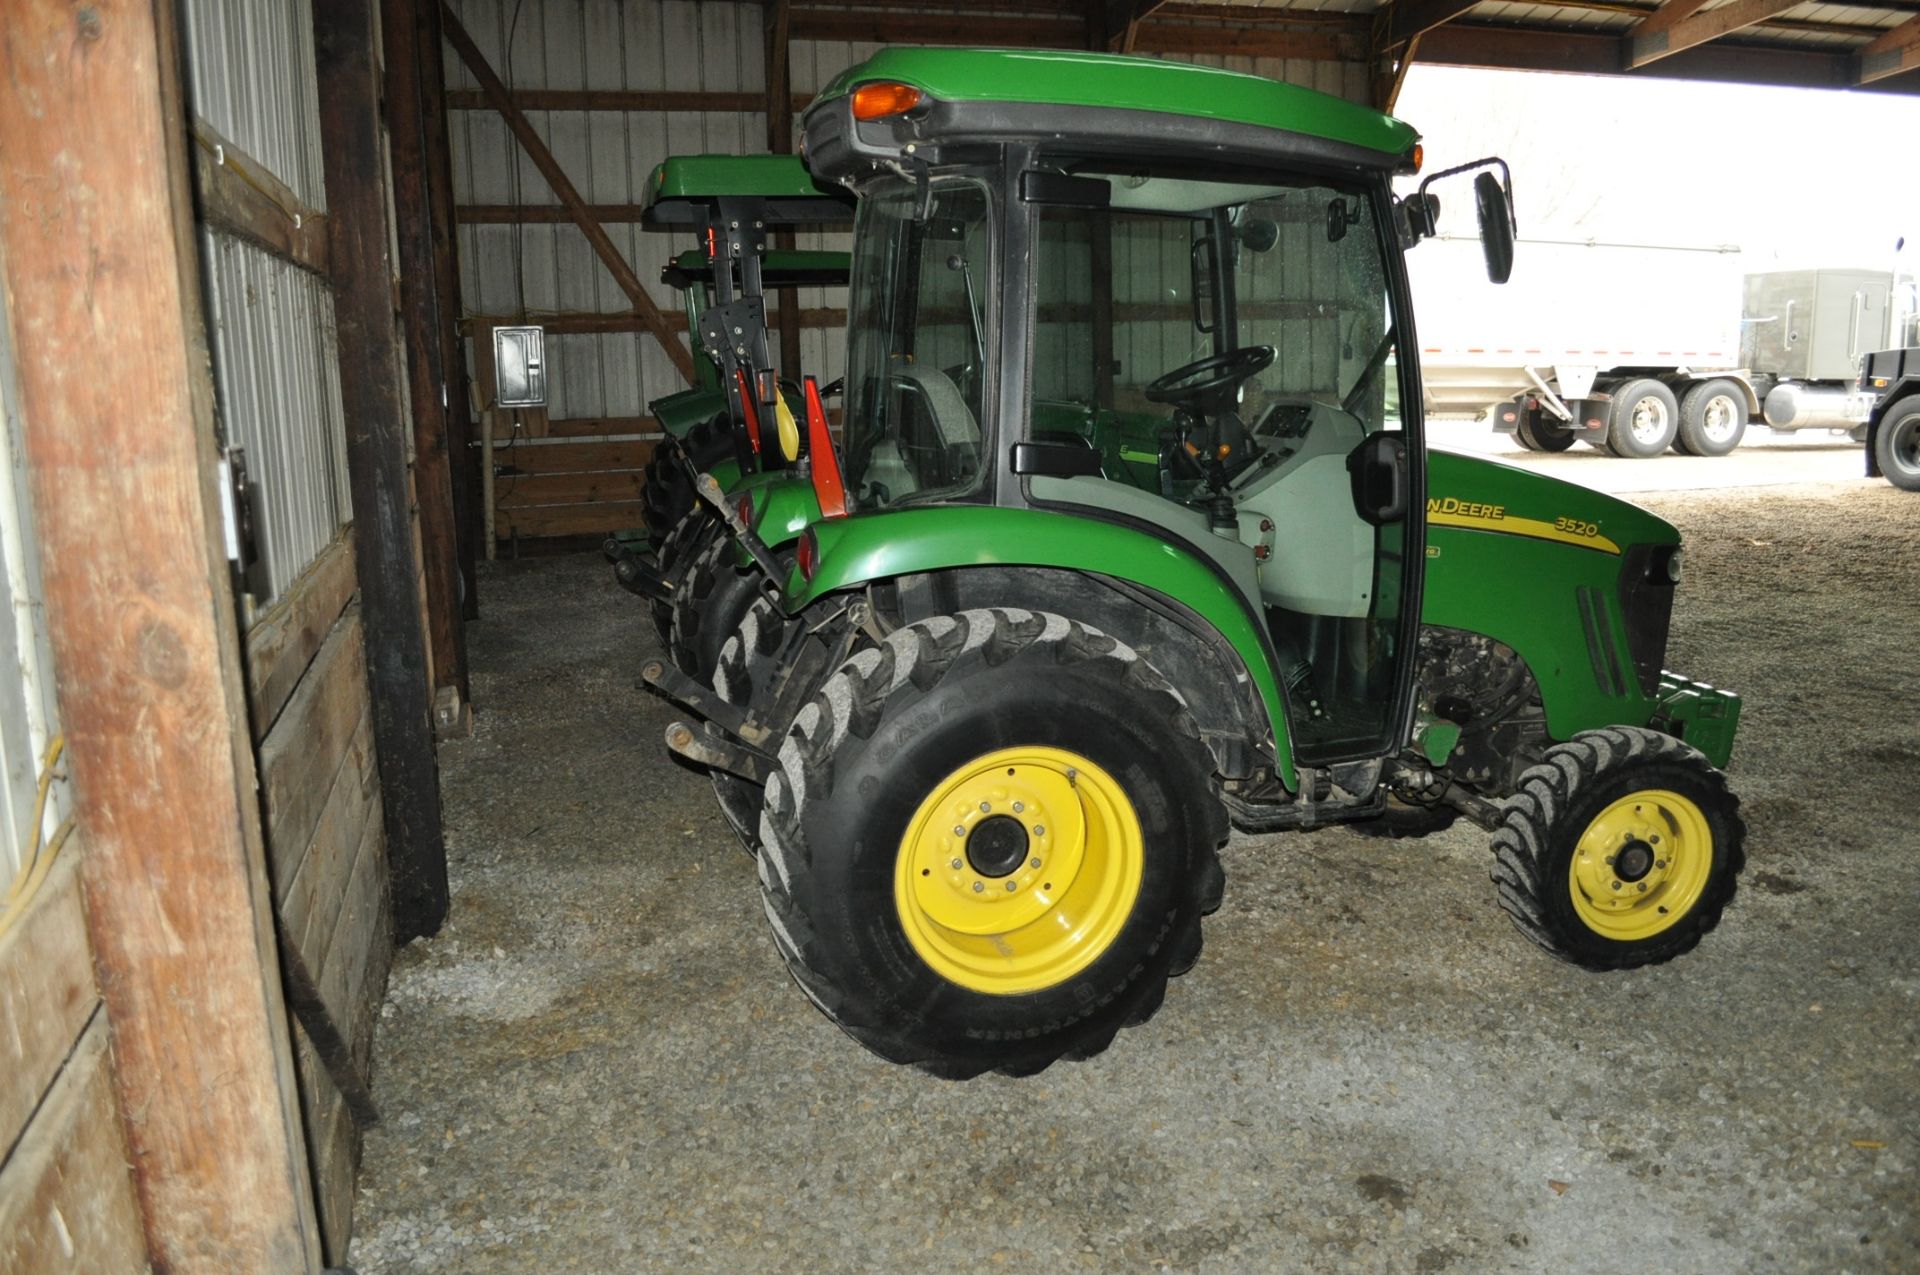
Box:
[493,325,547,407]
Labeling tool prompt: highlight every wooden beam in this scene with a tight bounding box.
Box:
[245,530,358,742]
[447,87,816,113]
[1626,0,1803,68]
[315,0,451,942]
[792,9,1086,44]
[440,4,698,384]
[1135,23,1356,58]
[384,0,468,707]
[418,0,482,623]
[1627,0,1716,42]
[1101,0,1173,53]
[192,119,331,277]
[1385,0,1480,48]
[0,1,321,1267]
[1859,15,1920,84]
[765,0,804,380]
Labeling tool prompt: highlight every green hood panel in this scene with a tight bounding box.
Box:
[784,504,1293,779]
[813,48,1416,160]
[1423,451,1678,740]
[650,386,727,437]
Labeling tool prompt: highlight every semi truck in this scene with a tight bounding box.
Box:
[1407,233,1900,458]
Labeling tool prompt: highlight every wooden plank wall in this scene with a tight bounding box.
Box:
[0,854,148,1273]
[246,533,393,1262]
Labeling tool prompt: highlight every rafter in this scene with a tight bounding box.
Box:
[1857,14,1920,83]
[1626,0,1803,69]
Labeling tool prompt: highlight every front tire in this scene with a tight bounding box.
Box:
[1873,399,1920,492]
[1604,379,1679,458]
[1491,727,1744,970]
[757,608,1227,1078]
[1675,379,1747,457]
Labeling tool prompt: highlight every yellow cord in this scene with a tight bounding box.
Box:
[0,734,70,942]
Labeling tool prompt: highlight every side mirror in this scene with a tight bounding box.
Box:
[1346,432,1407,526]
[1474,171,1515,285]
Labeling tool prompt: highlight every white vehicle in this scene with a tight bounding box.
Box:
[1407,233,1896,458]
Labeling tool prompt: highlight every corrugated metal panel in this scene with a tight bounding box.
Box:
[0,281,66,896]
[202,231,352,605]
[448,1,1369,424]
[181,0,328,208]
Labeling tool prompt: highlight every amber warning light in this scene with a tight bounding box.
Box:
[851,82,923,121]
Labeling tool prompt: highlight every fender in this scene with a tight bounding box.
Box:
[650,385,727,440]
[782,504,1298,786]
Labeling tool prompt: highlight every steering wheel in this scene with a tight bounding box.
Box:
[1142,345,1276,408]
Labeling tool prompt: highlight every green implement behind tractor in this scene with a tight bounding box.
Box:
[606,154,850,660]
[644,49,1747,1080]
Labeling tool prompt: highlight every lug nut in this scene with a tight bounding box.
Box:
[1655,859,1667,870]
[1030,857,1042,869]
[979,801,991,813]
[1605,856,1616,866]
[1013,801,1025,813]
[1637,883,1648,892]
[1033,825,1045,837]
[1005,882,1016,892]
[1611,881,1622,891]
[952,826,965,837]
[972,882,985,893]
[950,858,963,870]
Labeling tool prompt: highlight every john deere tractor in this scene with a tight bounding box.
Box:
[606,154,850,665]
[645,49,1747,1080]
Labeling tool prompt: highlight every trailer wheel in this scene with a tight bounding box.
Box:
[1675,379,1747,457]
[1873,399,1920,492]
[1516,414,1575,453]
[1604,379,1679,458]
[756,608,1227,1078]
[1491,726,1744,970]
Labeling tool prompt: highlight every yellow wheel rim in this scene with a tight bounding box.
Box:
[893,746,1144,996]
[1568,788,1713,942]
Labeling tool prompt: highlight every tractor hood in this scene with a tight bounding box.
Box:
[1426,449,1678,557]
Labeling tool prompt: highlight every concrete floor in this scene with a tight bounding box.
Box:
[349,467,1918,1274]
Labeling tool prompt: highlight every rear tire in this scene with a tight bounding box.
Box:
[1604,379,1679,458]
[668,532,783,684]
[1675,379,1747,457]
[644,511,711,649]
[1873,399,1920,492]
[642,417,733,546]
[757,608,1227,1078]
[1516,413,1576,453]
[708,594,789,854]
[1491,727,1744,970]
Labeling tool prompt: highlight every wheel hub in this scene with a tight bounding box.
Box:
[966,815,1030,878]
[1568,789,1713,941]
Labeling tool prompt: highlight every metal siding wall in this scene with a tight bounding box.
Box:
[449,3,1368,424]
[0,265,66,896]
[182,0,329,210]
[185,0,350,606]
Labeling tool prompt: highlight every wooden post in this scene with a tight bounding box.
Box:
[440,2,699,385]
[418,0,482,621]
[0,1,322,1268]
[383,0,469,705]
[315,0,452,942]
[765,0,803,379]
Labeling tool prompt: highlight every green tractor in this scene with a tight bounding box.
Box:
[606,154,850,667]
[645,49,1747,1080]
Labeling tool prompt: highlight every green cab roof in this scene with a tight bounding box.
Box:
[812,48,1417,160]
[642,154,855,227]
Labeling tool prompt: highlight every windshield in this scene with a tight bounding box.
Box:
[1032,167,1397,486]
[840,178,992,511]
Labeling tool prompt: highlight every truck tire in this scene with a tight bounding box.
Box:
[1491,726,1744,970]
[707,594,790,854]
[756,608,1227,1078]
[1873,399,1920,492]
[1675,379,1747,457]
[1516,414,1575,453]
[1604,379,1679,458]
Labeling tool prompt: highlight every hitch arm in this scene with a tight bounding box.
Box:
[694,471,789,587]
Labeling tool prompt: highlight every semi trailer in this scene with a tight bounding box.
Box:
[1407,233,1901,458]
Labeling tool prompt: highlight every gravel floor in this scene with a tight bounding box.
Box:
[349,476,1918,1275]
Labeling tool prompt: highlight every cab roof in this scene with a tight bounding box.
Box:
[641,154,855,227]
[812,48,1417,162]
